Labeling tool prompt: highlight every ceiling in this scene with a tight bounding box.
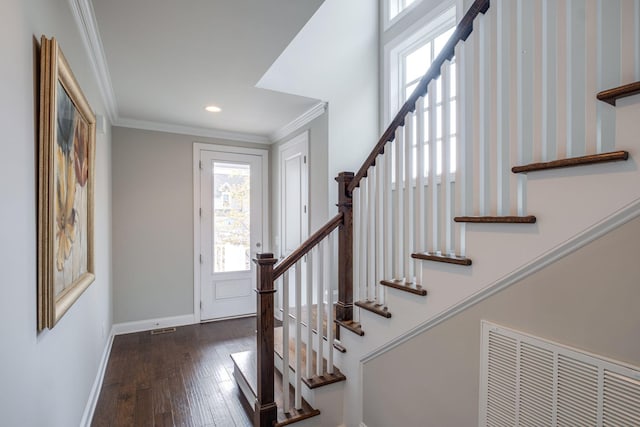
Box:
[90,0,325,142]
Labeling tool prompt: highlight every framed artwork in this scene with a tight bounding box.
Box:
[38,36,96,330]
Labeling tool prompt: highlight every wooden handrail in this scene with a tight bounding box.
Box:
[348,0,490,193]
[273,213,343,280]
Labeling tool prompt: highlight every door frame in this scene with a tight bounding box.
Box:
[278,131,310,259]
[276,132,309,319]
[193,142,269,323]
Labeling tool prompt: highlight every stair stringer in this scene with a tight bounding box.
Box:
[332,98,640,427]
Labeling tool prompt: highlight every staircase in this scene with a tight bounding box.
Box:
[231,0,640,425]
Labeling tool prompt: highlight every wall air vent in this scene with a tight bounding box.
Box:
[480,321,640,427]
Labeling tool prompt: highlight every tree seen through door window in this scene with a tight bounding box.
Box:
[212,163,250,272]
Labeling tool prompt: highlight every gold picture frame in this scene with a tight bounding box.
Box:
[38,36,96,330]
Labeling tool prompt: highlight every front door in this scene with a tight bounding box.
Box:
[200,149,263,321]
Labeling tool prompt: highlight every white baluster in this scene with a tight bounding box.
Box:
[352,186,360,306]
[542,0,557,162]
[316,244,324,376]
[636,0,640,80]
[360,178,369,308]
[376,149,385,303]
[368,166,376,298]
[415,96,426,280]
[517,0,534,216]
[585,0,598,155]
[326,232,335,375]
[294,260,302,409]
[306,248,313,380]
[442,61,453,255]
[384,138,393,293]
[555,0,568,160]
[394,128,404,279]
[597,0,620,154]
[428,78,438,253]
[359,178,367,310]
[404,111,414,281]
[282,270,290,413]
[275,275,283,322]
[458,31,474,257]
[497,0,512,214]
[566,0,586,157]
[478,8,491,216]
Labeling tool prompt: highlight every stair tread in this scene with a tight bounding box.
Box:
[354,300,392,318]
[334,319,364,336]
[597,81,640,106]
[454,215,537,223]
[231,350,321,426]
[512,151,629,173]
[411,252,472,266]
[274,326,346,389]
[380,279,428,296]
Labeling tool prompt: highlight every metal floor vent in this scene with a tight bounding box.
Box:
[150,327,176,335]
[480,321,640,427]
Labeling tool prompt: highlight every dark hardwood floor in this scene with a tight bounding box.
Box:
[92,317,257,427]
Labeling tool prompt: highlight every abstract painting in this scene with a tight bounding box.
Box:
[38,36,96,330]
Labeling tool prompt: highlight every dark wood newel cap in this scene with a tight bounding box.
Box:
[336,171,355,202]
[256,252,274,259]
[335,171,355,180]
[254,253,277,265]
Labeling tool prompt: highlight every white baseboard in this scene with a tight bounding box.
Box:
[112,313,196,335]
[79,329,114,427]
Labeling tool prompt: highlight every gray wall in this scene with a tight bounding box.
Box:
[112,126,265,323]
[0,1,113,426]
[270,112,329,255]
[363,215,640,427]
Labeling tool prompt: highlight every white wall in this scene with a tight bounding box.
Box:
[257,0,379,208]
[0,1,112,426]
[112,126,266,323]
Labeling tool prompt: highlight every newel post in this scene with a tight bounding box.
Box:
[253,253,278,427]
[335,172,354,324]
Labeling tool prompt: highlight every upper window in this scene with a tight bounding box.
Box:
[401,26,455,105]
[389,0,419,21]
[384,5,457,125]
[383,3,458,176]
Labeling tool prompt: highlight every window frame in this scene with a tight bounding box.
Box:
[383,3,458,128]
[383,0,424,30]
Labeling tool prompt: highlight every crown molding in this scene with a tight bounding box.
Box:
[115,117,270,144]
[68,0,322,144]
[270,102,327,142]
[68,0,118,123]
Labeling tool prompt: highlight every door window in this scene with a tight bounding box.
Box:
[212,162,250,272]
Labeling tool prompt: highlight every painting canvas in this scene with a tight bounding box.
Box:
[38,36,96,330]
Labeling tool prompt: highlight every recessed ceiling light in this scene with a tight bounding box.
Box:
[205,105,222,113]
